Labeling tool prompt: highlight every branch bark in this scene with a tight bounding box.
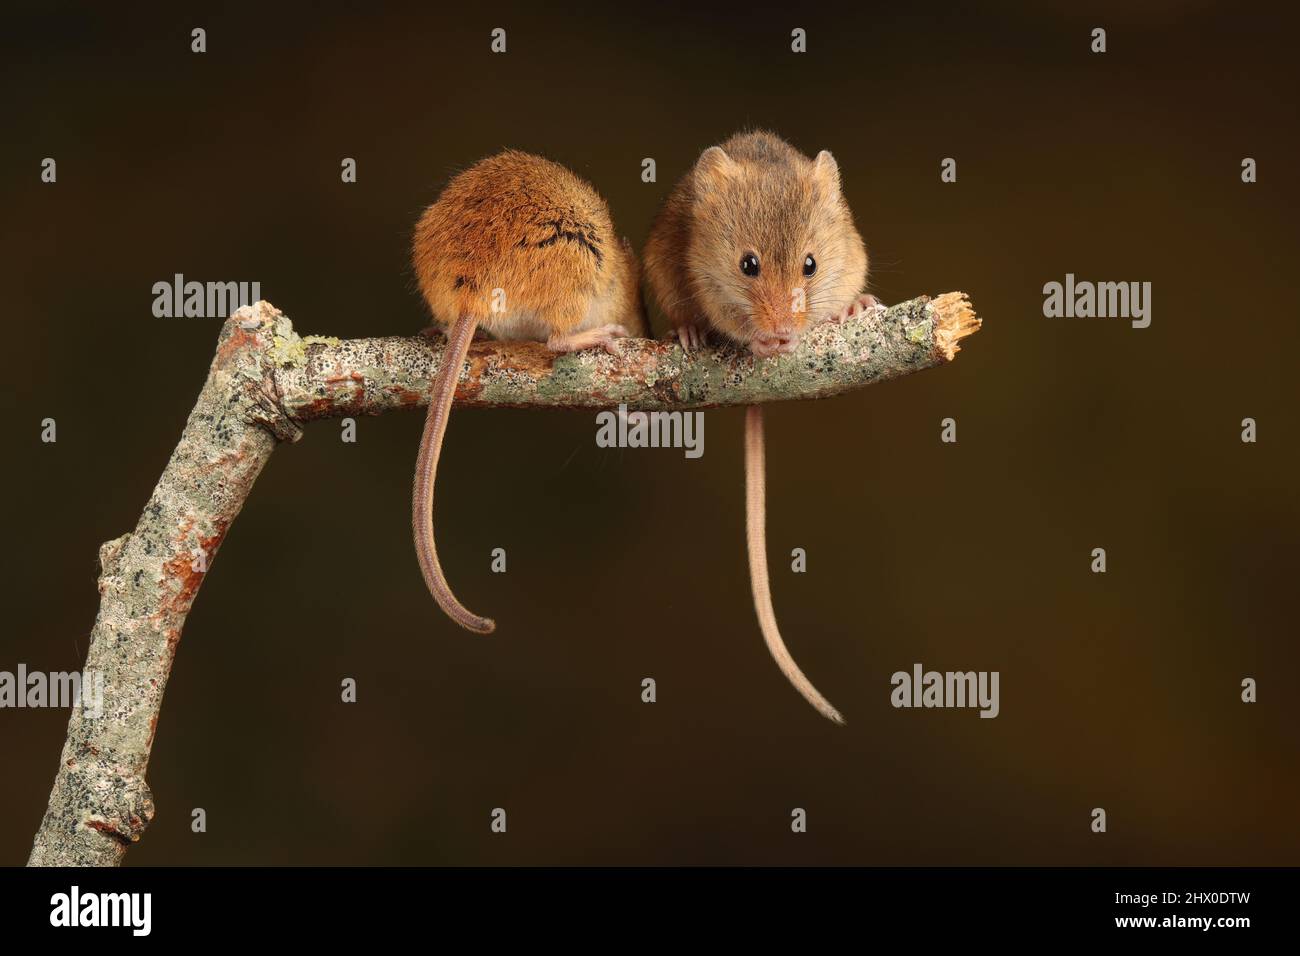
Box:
[27,292,980,866]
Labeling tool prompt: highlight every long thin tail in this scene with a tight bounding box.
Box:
[744,404,844,724]
[413,314,495,634]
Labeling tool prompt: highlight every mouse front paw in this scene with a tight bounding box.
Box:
[833,293,885,322]
[675,319,707,353]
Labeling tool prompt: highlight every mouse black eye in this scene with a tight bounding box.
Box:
[740,252,760,277]
[803,254,817,277]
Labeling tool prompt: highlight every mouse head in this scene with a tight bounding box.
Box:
[687,142,868,357]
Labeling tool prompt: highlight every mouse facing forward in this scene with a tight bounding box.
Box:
[643,130,876,724]
[412,150,647,633]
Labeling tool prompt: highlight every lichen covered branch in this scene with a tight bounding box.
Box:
[28,292,979,866]
[276,292,980,418]
[27,315,292,866]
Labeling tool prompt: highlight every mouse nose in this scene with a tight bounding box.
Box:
[769,318,799,350]
[752,323,800,357]
[750,296,804,355]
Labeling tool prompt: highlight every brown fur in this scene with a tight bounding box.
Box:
[414,150,646,340]
[643,130,866,349]
[412,150,645,633]
[643,131,868,723]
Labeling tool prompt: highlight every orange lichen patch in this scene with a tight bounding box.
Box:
[457,376,485,401]
[319,368,364,386]
[476,341,557,379]
[158,553,204,615]
[295,378,368,418]
[615,345,668,381]
[85,819,138,845]
[386,385,427,408]
[156,520,229,625]
[214,324,261,369]
[318,369,366,403]
[295,395,339,419]
[164,627,182,663]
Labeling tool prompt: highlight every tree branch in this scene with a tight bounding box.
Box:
[27,292,979,866]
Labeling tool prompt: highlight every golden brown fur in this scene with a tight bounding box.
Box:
[412,150,645,634]
[414,150,646,341]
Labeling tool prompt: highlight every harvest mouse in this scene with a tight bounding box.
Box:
[643,130,876,723]
[412,150,647,633]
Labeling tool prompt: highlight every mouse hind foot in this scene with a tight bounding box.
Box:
[547,324,627,355]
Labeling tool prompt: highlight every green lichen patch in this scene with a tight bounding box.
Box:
[269,334,307,367]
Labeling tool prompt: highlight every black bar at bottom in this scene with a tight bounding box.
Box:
[0,866,1288,941]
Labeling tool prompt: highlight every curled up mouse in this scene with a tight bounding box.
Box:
[411,150,647,633]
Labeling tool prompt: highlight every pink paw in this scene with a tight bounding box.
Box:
[676,320,706,353]
[589,324,628,355]
[547,323,628,355]
[834,293,884,322]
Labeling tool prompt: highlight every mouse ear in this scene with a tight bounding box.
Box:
[696,146,736,182]
[813,150,841,192]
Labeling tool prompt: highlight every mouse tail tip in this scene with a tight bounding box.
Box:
[442,603,496,635]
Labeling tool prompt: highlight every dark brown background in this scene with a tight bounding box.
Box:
[2,1,1296,865]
